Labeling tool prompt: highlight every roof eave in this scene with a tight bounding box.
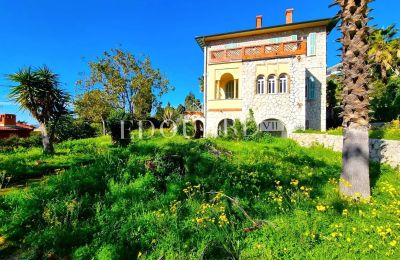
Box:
[195,17,337,49]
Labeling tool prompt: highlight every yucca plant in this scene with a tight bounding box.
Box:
[334,0,372,199]
[7,66,69,154]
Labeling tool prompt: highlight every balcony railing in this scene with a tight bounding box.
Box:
[209,40,307,63]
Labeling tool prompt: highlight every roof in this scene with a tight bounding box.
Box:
[195,18,338,49]
[0,123,35,131]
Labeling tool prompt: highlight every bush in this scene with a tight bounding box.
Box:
[107,110,132,146]
[177,120,195,138]
[0,133,42,152]
[52,117,98,142]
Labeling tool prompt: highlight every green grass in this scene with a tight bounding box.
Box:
[295,125,400,141]
[0,135,399,259]
[0,136,111,184]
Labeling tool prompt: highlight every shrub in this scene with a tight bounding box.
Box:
[0,133,42,152]
[177,120,195,138]
[52,117,98,142]
[245,109,258,138]
[107,110,132,146]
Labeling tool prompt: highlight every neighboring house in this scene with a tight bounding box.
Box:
[195,9,335,137]
[0,114,35,139]
[327,63,343,77]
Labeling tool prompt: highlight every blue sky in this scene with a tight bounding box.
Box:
[0,0,399,124]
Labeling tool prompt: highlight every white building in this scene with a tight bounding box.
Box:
[195,9,335,137]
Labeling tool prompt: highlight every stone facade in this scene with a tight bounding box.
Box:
[290,133,400,168]
[203,26,328,137]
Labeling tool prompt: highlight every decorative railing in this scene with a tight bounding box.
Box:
[209,40,307,63]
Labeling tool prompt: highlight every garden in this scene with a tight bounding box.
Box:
[1,133,399,259]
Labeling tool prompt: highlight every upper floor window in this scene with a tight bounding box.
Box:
[225,80,235,99]
[256,75,265,94]
[268,75,276,94]
[306,76,316,100]
[279,74,288,93]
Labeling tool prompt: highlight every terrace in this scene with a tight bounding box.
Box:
[209,40,307,64]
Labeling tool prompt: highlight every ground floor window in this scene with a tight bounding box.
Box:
[218,119,234,136]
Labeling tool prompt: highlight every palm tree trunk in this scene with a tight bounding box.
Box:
[337,0,371,199]
[40,123,54,154]
[340,127,370,197]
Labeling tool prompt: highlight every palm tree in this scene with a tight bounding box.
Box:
[8,66,69,154]
[335,0,372,199]
[369,25,400,82]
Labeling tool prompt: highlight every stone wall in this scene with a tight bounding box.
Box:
[290,133,400,168]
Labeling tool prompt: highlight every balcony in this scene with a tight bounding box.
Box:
[209,40,307,64]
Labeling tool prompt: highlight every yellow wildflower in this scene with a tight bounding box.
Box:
[342,209,348,216]
[290,179,299,186]
[316,205,327,212]
[389,240,397,247]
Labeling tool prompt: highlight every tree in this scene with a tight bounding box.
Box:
[7,66,69,154]
[176,104,186,115]
[335,0,372,199]
[74,90,112,135]
[184,92,201,112]
[199,76,204,92]
[326,75,344,128]
[77,48,173,120]
[368,25,400,82]
[370,76,400,121]
[163,102,176,123]
[154,105,165,121]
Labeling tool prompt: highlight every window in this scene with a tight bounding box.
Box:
[268,75,276,94]
[279,74,288,93]
[225,80,234,99]
[306,76,316,100]
[256,75,265,94]
[218,119,234,136]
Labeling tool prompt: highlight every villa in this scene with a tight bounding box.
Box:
[195,9,335,137]
[0,114,34,139]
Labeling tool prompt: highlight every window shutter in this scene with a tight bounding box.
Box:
[307,33,317,56]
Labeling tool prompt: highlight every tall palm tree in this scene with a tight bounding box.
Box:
[335,0,372,199]
[369,25,400,81]
[8,66,69,154]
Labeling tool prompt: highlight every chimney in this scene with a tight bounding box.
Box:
[0,114,16,126]
[285,8,294,24]
[256,15,263,29]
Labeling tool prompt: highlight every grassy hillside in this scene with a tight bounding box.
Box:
[0,135,399,259]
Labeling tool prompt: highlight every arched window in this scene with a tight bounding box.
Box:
[268,75,276,94]
[225,80,234,99]
[218,119,234,136]
[256,75,265,94]
[279,74,289,93]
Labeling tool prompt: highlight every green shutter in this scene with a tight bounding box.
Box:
[307,33,317,56]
